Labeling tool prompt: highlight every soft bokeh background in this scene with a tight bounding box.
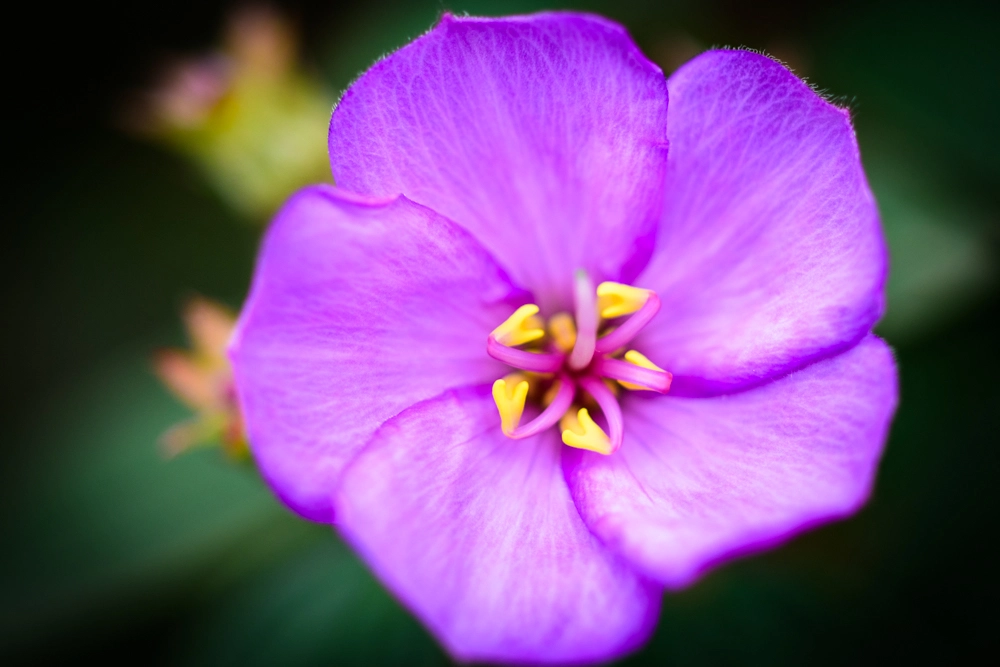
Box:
[5,0,998,664]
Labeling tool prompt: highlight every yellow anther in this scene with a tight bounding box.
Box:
[491,304,545,347]
[618,350,667,391]
[596,282,650,319]
[561,407,612,455]
[548,312,577,352]
[492,374,530,436]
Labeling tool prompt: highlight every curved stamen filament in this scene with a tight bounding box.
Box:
[576,376,624,454]
[487,336,565,373]
[594,291,661,355]
[508,376,575,439]
[596,354,673,393]
[568,270,598,370]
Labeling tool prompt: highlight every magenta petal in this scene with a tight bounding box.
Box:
[336,387,661,665]
[566,336,897,589]
[637,50,887,395]
[229,186,524,522]
[329,12,668,310]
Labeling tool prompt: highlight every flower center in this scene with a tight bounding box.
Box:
[487,270,671,455]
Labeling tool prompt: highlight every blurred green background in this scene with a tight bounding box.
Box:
[4,0,998,664]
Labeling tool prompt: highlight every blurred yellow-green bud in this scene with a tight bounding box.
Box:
[128,6,333,218]
[153,296,248,460]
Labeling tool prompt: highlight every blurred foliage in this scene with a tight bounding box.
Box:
[4,0,998,665]
[126,5,333,219]
[152,296,247,458]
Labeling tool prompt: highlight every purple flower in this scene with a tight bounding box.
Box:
[229,12,897,665]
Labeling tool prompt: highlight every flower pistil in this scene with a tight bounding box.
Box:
[488,272,672,454]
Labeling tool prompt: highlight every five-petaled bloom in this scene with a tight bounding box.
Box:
[230,12,897,665]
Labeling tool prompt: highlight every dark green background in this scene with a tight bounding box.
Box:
[4,1,998,664]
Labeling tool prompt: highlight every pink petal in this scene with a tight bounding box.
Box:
[229,186,525,522]
[637,50,887,395]
[566,336,897,589]
[328,12,668,311]
[336,387,661,664]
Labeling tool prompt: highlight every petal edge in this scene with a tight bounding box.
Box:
[638,49,887,395]
[329,12,670,311]
[567,335,898,588]
[230,186,525,521]
[336,386,661,664]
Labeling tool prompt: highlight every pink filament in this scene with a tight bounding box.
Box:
[509,376,576,439]
[487,336,565,373]
[595,357,673,393]
[594,292,661,355]
[578,375,624,453]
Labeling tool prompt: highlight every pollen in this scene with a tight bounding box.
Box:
[560,407,613,455]
[596,281,651,319]
[491,304,545,347]
[492,373,530,436]
[618,350,667,391]
[547,312,577,352]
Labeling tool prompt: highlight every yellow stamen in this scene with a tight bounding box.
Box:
[548,312,577,352]
[618,350,667,391]
[596,282,650,319]
[491,304,545,347]
[561,407,612,455]
[492,374,530,436]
